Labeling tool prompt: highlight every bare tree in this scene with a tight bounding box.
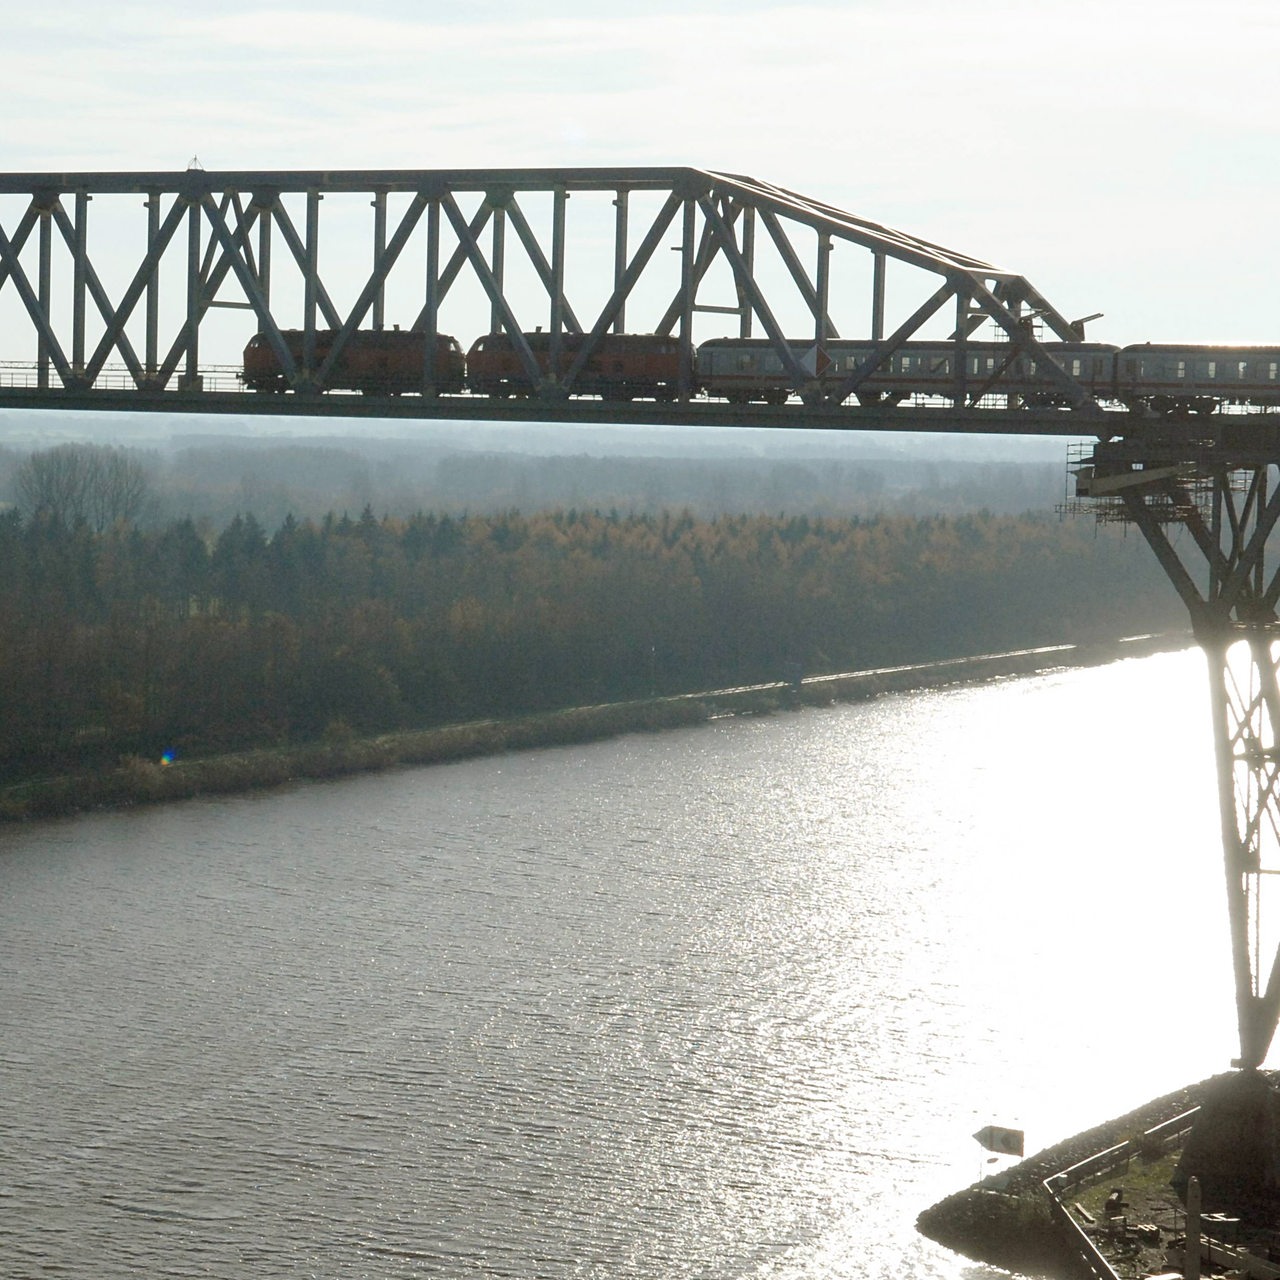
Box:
[16,444,151,530]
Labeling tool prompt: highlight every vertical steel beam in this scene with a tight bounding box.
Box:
[490,199,506,334]
[255,195,272,314]
[372,189,387,331]
[146,192,160,383]
[550,185,566,382]
[37,194,52,389]
[679,196,696,399]
[1210,475,1225,602]
[814,232,831,352]
[612,189,628,334]
[811,231,832,403]
[72,192,87,378]
[872,251,886,342]
[1005,293,1022,408]
[740,205,755,338]
[183,196,201,389]
[303,189,320,378]
[953,288,969,407]
[424,197,440,395]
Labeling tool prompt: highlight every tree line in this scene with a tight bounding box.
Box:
[0,435,1070,532]
[0,494,1182,781]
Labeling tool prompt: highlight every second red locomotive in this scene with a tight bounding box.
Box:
[466,331,686,401]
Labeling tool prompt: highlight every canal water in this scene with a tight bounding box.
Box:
[0,648,1237,1278]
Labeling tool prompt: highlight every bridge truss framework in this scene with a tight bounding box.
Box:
[0,165,1103,417]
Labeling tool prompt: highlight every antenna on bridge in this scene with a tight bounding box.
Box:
[186,155,204,172]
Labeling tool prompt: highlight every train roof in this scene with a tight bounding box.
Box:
[694,336,1119,351]
[1120,343,1280,354]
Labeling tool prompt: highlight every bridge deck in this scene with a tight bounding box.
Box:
[0,384,1143,436]
[7,381,1280,449]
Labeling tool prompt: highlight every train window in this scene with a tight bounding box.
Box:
[1070,358,1082,376]
[1177,360,1186,379]
[737,354,752,371]
[1238,360,1249,379]
[900,355,912,372]
[1271,362,1279,381]
[1208,361,1217,378]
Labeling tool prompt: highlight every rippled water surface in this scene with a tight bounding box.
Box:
[0,649,1238,1277]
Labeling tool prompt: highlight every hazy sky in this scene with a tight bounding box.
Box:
[6,0,1280,345]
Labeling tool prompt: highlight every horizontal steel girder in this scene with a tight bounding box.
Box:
[0,167,1100,411]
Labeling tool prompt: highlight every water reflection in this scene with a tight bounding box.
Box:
[0,649,1234,1278]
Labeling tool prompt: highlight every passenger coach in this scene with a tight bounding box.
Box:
[1116,344,1280,414]
[695,338,1120,406]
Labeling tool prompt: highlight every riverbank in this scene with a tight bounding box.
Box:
[0,631,1191,823]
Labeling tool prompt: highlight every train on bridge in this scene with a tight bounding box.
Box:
[241,329,1280,416]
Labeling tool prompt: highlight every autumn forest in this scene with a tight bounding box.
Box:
[0,437,1182,785]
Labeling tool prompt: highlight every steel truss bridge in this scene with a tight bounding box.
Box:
[0,164,1136,429]
[4,166,1280,1074]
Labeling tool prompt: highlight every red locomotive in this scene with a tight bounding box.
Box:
[241,329,466,395]
[466,331,687,400]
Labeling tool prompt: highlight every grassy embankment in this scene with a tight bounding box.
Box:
[0,633,1189,823]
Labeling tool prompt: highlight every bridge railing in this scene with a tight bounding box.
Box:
[0,362,246,394]
[0,359,1049,413]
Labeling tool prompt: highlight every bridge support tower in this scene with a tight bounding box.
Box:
[1077,428,1280,1070]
